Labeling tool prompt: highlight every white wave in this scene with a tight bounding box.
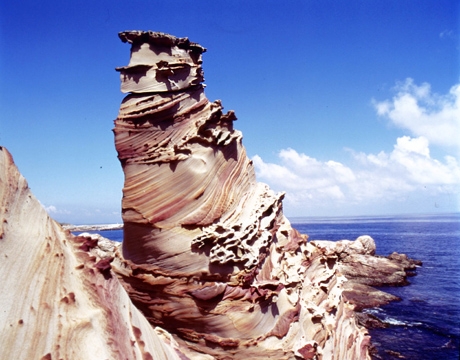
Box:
[363,307,384,315]
[384,317,407,326]
[383,317,423,327]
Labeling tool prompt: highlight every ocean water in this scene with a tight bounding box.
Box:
[74,229,124,242]
[80,213,460,359]
[292,213,460,360]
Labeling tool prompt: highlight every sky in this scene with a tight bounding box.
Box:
[0,0,459,224]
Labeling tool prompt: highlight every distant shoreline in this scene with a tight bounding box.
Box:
[62,224,123,232]
[61,212,459,230]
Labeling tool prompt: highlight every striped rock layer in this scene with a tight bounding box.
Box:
[113,31,370,359]
[0,146,184,360]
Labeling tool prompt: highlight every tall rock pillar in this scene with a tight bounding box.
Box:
[113,31,370,359]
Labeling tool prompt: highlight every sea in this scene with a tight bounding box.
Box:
[76,213,460,360]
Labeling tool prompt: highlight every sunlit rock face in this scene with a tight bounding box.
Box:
[0,146,183,360]
[114,31,371,359]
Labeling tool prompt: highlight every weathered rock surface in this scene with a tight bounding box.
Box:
[113,31,371,359]
[0,147,184,360]
[311,236,422,288]
[310,236,421,329]
[342,282,400,312]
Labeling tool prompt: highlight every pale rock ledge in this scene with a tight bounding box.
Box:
[0,146,184,360]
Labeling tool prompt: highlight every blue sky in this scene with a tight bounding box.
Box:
[1,0,459,224]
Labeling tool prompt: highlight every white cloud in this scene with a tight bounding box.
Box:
[44,204,71,215]
[354,136,460,186]
[373,79,460,151]
[439,29,455,39]
[253,136,460,216]
[45,205,57,213]
[253,149,355,199]
[39,201,121,224]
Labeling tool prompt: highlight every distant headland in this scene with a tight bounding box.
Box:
[62,223,123,231]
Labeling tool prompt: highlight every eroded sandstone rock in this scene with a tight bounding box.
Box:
[311,236,422,288]
[310,235,421,331]
[113,31,371,359]
[0,146,184,360]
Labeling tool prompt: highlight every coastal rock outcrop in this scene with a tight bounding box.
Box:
[310,236,421,315]
[0,31,421,360]
[311,236,421,287]
[0,147,184,360]
[113,31,371,359]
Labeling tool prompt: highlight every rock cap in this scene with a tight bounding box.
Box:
[118,30,206,54]
[116,31,206,93]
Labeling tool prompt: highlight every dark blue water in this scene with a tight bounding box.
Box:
[292,213,460,360]
[79,213,460,359]
[74,229,124,242]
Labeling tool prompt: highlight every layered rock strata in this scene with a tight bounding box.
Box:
[113,31,371,359]
[0,147,184,360]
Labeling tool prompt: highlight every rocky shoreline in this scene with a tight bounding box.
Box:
[75,231,422,358]
[310,237,422,328]
[76,228,423,357]
[62,223,123,232]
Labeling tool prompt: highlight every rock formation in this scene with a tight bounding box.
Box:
[113,31,371,359]
[310,237,421,328]
[0,146,185,360]
[0,31,421,360]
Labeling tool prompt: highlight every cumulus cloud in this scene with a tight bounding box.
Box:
[253,136,460,215]
[45,205,57,213]
[373,79,460,151]
[253,149,354,202]
[44,204,70,215]
[254,78,460,215]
